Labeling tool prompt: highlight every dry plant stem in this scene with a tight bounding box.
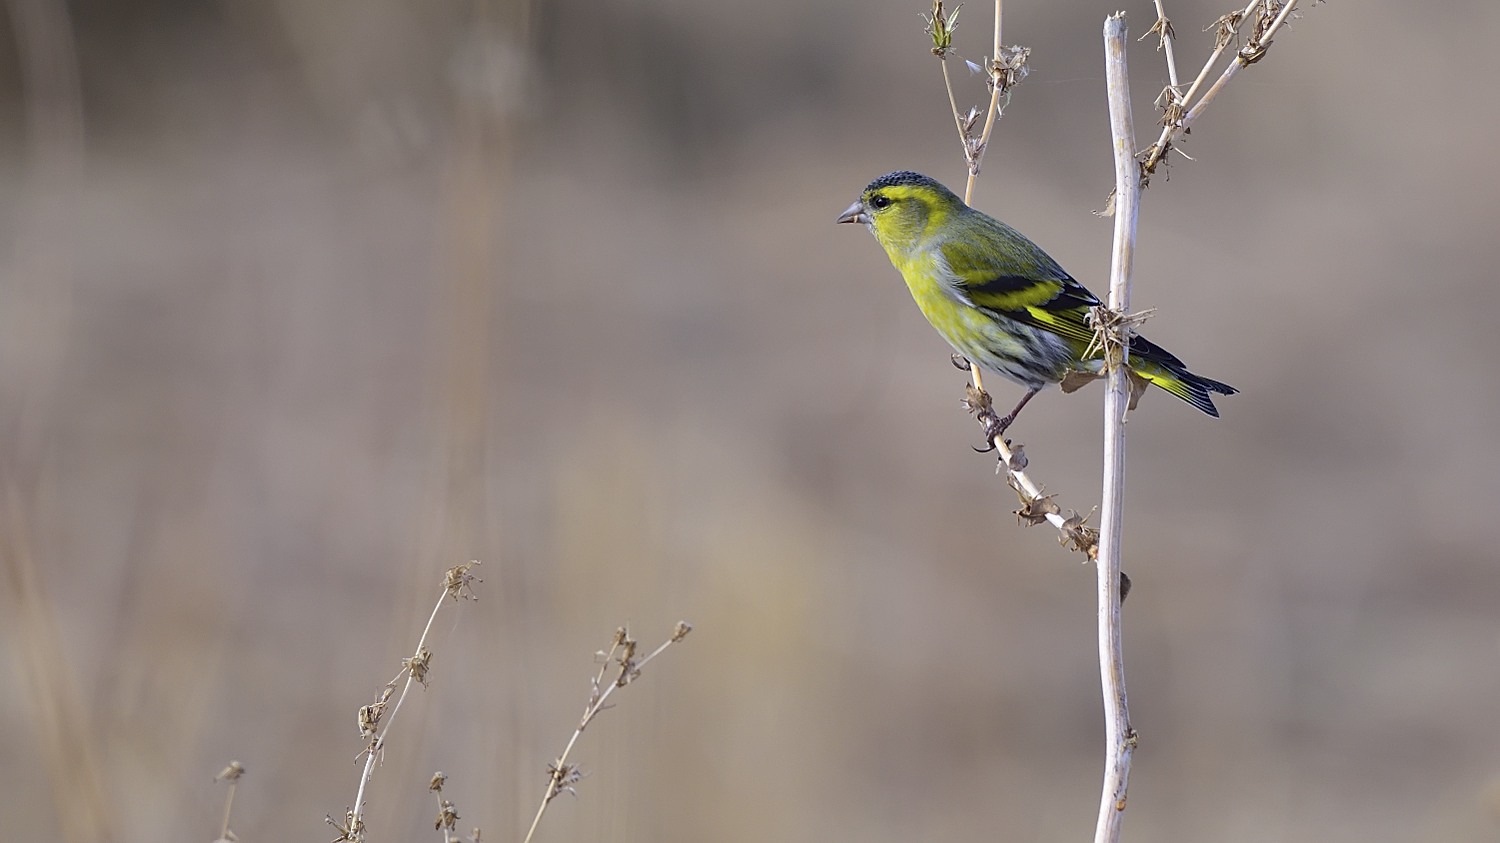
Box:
[344,563,479,839]
[522,625,689,843]
[1259,0,1300,44]
[962,0,1004,204]
[1095,15,1138,843]
[1151,0,1180,88]
[994,437,1066,531]
[351,594,445,817]
[1144,0,1301,173]
[212,761,245,842]
[1179,0,1259,107]
[1183,0,1299,122]
[220,781,236,840]
[940,60,968,157]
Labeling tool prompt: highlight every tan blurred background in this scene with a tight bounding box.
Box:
[2,0,1498,840]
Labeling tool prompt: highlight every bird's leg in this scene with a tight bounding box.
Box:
[982,387,1039,445]
[956,356,1007,452]
[951,354,988,395]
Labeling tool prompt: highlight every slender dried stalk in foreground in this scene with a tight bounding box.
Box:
[212,760,244,843]
[327,561,482,843]
[522,621,692,843]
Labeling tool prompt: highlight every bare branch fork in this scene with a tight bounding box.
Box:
[924,1,1030,201]
[1139,0,1305,179]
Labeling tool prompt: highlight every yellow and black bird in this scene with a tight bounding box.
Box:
[838,170,1235,431]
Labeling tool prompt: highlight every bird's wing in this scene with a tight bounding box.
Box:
[942,237,1194,369]
[938,236,1102,347]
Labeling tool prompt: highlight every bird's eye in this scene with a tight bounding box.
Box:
[869,194,893,210]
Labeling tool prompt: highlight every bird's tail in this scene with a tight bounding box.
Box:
[1126,335,1237,417]
[1134,366,1237,417]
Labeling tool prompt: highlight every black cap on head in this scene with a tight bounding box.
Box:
[863,171,948,194]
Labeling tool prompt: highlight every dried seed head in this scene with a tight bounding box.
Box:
[444,560,482,601]
[991,44,1031,95]
[404,646,433,687]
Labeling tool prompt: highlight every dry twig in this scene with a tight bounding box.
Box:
[1138,0,1308,180]
[924,0,1029,213]
[429,771,473,843]
[327,561,482,843]
[212,761,244,843]
[522,621,692,843]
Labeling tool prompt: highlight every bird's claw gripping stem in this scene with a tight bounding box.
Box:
[973,407,1012,453]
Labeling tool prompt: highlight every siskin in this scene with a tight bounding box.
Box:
[838,170,1235,432]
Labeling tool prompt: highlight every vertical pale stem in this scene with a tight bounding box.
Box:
[1096,14,1138,843]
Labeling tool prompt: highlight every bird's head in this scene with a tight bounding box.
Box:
[836,171,966,255]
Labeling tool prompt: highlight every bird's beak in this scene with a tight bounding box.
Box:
[836,200,869,225]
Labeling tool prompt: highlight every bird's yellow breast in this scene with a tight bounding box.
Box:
[893,249,987,349]
[889,247,1070,388]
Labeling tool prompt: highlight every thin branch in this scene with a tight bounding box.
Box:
[962,383,1101,557]
[1146,0,1180,89]
[213,761,244,843]
[926,0,1027,210]
[328,561,482,843]
[963,0,1004,203]
[940,60,968,155]
[522,622,692,843]
[1180,0,1301,122]
[429,772,463,843]
[1095,16,1138,843]
[924,0,968,156]
[1140,0,1305,177]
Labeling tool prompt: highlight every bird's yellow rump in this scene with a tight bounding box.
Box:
[838,170,1235,431]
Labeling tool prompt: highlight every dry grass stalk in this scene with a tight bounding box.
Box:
[428,771,477,843]
[1139,0,1308,180]
[522,621,692,843]
[212,761,245,842]
[326,561,482,843]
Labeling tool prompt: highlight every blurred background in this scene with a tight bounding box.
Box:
[2,0,1497,840]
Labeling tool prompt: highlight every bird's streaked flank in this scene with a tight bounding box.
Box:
[838,170,1235,432]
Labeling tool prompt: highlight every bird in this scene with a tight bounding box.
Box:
[837,170,1235,434]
